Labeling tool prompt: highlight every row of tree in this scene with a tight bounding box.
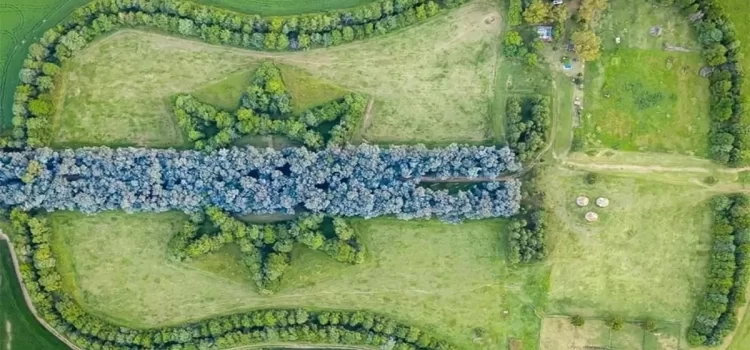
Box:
[0,145,521,221]
[669,0,747,165]
[7,209,457,350]
[687,194,750,346]
[505,95,551,162]
[168,208,365,294]
[508,167,547,263]
[173,62,367,151]
[6,0,470,148]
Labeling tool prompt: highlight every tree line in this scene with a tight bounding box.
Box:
[173,62,367,151]
[4,0,470,149]
[505,95,551,163]
[508,167,547,264]
[687,194,750,346]
[168,207,365,294]
[0,145,521,221]
[7,209,457,350]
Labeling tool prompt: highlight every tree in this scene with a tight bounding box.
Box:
[503,31,525,57]
[523,0,552,24]
[605,316,624,331]
[578,0,608,25]
[571,29,601,61]
[571,315,585,327]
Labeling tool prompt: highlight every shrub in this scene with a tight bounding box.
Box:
[605,316,624,331]
[571,315,585,327]
[641,318,657,333]
[585,172,599,185]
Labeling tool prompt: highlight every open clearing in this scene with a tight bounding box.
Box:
[49,212,548,350]
[0,241,69,350]
[580,0,710,155]
[541,317,681,350]
[50,1,501,147]
[194,0,375,16]
[542,167,712,323]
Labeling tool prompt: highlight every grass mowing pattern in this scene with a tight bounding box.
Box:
[543,168,713,324]
[0,240,69,350]
[49,212,548,350]
[194,0,376,16]
[0,0,92,130]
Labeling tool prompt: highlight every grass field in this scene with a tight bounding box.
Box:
[192,63,351,114]
[0,0,92,129]
[49,1,501,147]
[194,0,375,16]
[48,211,548,350]
[580,0,710,155]
[0,241,69,350]
[542,167,713,324]
[540,317,681,350]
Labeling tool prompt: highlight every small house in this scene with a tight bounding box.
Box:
[537,26,553,41]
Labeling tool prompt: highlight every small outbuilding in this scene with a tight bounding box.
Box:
[537,26,553,41]
[552,0,564,5]
[596,197,610,208]
[585,212,599,222]
[576,196,589,207]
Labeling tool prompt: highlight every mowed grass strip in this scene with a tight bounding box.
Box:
[543,167,713,323]
[51,1,500,147]
[48,212,548,349]
[193,0,376,16]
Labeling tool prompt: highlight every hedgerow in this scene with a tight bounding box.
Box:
[5,0,472,148]
[173,62,367,150]
[168,208,365,294]
[8,209,458,350]
[508,167,547,263]
[671,0,748,165]
[0,144,522,221]
[505,95,551,163]
[687,194,750,346]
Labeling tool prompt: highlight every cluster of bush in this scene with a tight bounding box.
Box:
[667,0,748,165]
[502,30,545,67]
[173,63,367,151]
[505,95,551,162]
[687,194,750,346]
[508,167,547,263]
[168,207,365,294]
[0,145,521,221]
[7,209,457,350]
[6,0,471,148]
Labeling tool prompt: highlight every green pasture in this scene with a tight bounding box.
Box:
[49,1,501,147]
[580,0,710,155]
[0,0,93,130]
[48,211,549,350]
[543,167,713,324]
[194,0,375,16]
[0,241,69,350]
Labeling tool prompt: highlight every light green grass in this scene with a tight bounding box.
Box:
[51,1,501,146]
[194,0,375,16]
[580,0,710,155]
[0,240,69,350]
[543,167,713,324]
[191,63,350,114]
[48,211,548,349]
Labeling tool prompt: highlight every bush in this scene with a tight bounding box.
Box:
[571,315,585,327]
[688,194,750,346]
[585,172,599,185]
[605,316,624,331]
[641,318,657,333]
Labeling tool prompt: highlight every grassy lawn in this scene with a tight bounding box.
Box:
[48,211,549,350]
[0,241,69,350]
[580,0,710,155]
[542,167,713,324]
[191,63,351,114]
[194,0,375,16]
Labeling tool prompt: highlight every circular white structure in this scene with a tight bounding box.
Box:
[596,197,610,208]
[576,196,589,207]
[585,212,599,222]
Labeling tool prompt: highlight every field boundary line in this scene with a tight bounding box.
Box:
[0,232,81,350]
